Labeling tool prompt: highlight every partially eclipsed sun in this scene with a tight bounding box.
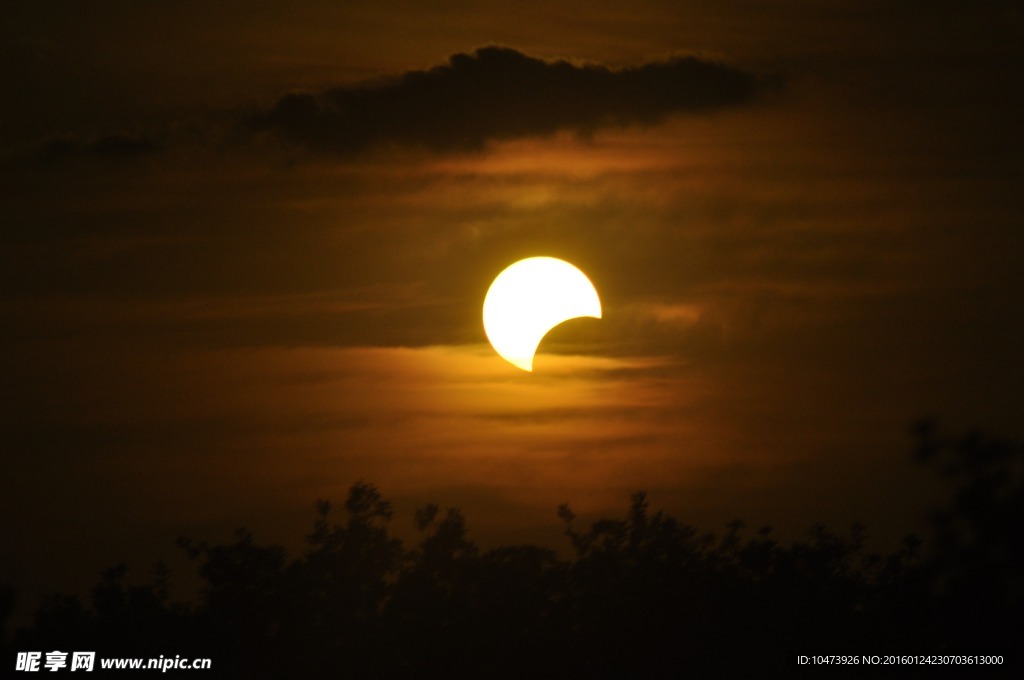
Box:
[483,257,602,371]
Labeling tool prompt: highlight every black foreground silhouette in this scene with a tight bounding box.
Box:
[3,421,1021,676]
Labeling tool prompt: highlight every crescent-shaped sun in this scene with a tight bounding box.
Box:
[483,257,602,372]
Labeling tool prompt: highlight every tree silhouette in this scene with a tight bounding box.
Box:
[912,419,1024,653]
[7,425,1021,676]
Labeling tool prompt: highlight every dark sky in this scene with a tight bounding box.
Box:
[2,0,1023,616]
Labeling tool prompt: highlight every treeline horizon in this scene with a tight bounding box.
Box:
[2,420,1021,676]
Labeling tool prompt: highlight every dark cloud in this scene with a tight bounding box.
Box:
[34,132,161,162]
[250,46,758,154]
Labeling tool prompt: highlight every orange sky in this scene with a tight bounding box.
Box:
[2,1,1022,618]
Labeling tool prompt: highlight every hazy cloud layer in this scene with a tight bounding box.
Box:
[250,46,758,153]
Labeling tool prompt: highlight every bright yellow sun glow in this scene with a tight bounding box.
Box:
[483,257,602,372]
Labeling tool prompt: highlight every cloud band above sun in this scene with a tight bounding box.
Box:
[249,46,759,154]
